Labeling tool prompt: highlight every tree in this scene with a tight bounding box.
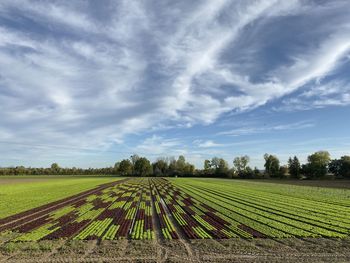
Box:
[253,167,263,178]
[210,157,229,177]
[339,156,350,178]
[288,156,301,179]
[168,157,177,176]
[183,163,195,176]
[210,157,220,170]
[114,162,120,174]
[130,154,140,174]
[176,155,186,175]
[51,163,60,174]
[233,155,250,177]
[152,158,169,177]
[279,165,289,179]
[204,160,211,173]
[305,151,331,179]
[264,154,280,178]
[118,159,133,176]
[329,159,341,177]
[134,157,152,177]
[329,156,350,178]
[218,158,229,175]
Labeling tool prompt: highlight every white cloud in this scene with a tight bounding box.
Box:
[193,140,224,148]
[135,135,183,156]
[1,0,350,166]
[276,80,350,111]
[218,121,315,136]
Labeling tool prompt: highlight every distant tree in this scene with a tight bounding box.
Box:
[184,163,195,176]
[288,156,301,179]
[210,157,220,170]
[203,159,212,175]
[50,163,60,174]
[340,156,350,178]
[176,155,186,175]
[118,159,133,176]
[15,166,26,175]
[130,154,140,165]
[264,154,280,178]
[218,158,229,175]
[130,154,140,174]
[168,157,177,176]
[134,157,152,177]
[210,157,229,177]
[233,155,250,177]
[304,151,331,179]
[329,156,350,178]
[279,165,289,179]
[114,162,120,174]
[164,155,195,177]
[152,158,169,177]
[253,167,263,178]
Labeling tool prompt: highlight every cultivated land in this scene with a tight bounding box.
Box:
[0,177,349,262]
[0,176,121,219]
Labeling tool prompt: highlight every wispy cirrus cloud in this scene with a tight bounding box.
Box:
[218,121,315,136]
[274,80,350,111]
[193,140,225,148]
[0,0,350,167]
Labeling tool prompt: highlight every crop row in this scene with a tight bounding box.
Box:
[2,178,348,242]
[1,179,153,241]
[152,178,247,239]
[12,181,138,241]
[172,180,349,238]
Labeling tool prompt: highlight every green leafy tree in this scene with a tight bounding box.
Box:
[203,159,212,175]
[152,158,169,176]
[279,165,289,179]
[253,167,263,178]
[114,162,120,174]
[176,155,186,174]
[118,159,133,176]
[329,156,350,178]
[233,155,250,177]
[288,156,301,178]
[264,154,280,178]
[130,154,140,174]
[210,157,229,177]
[339,156,350,178]
[51,163,60,174]
[305,151,331,179]
[134,157,152,177]
[218,158,229,175]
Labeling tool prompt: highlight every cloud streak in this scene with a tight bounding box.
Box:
[0,0,350,166]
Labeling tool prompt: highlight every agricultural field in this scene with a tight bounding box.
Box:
[0,176,122,219]
[0,177,350,262]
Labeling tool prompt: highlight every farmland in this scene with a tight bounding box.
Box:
[0,176,122,219]
[0,177,350,262]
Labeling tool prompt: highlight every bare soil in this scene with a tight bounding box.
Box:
[0,238,349,262]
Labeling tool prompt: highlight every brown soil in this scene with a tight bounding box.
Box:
[0,238,349,262]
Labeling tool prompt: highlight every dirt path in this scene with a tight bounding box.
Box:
[148,179,165,262]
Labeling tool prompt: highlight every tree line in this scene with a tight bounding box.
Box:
[0,151,349,179]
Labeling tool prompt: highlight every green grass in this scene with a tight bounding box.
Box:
[0,176,122,219]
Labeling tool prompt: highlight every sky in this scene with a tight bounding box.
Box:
[0,0,350,169]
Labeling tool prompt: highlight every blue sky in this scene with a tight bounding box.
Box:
[0,0,350,169]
